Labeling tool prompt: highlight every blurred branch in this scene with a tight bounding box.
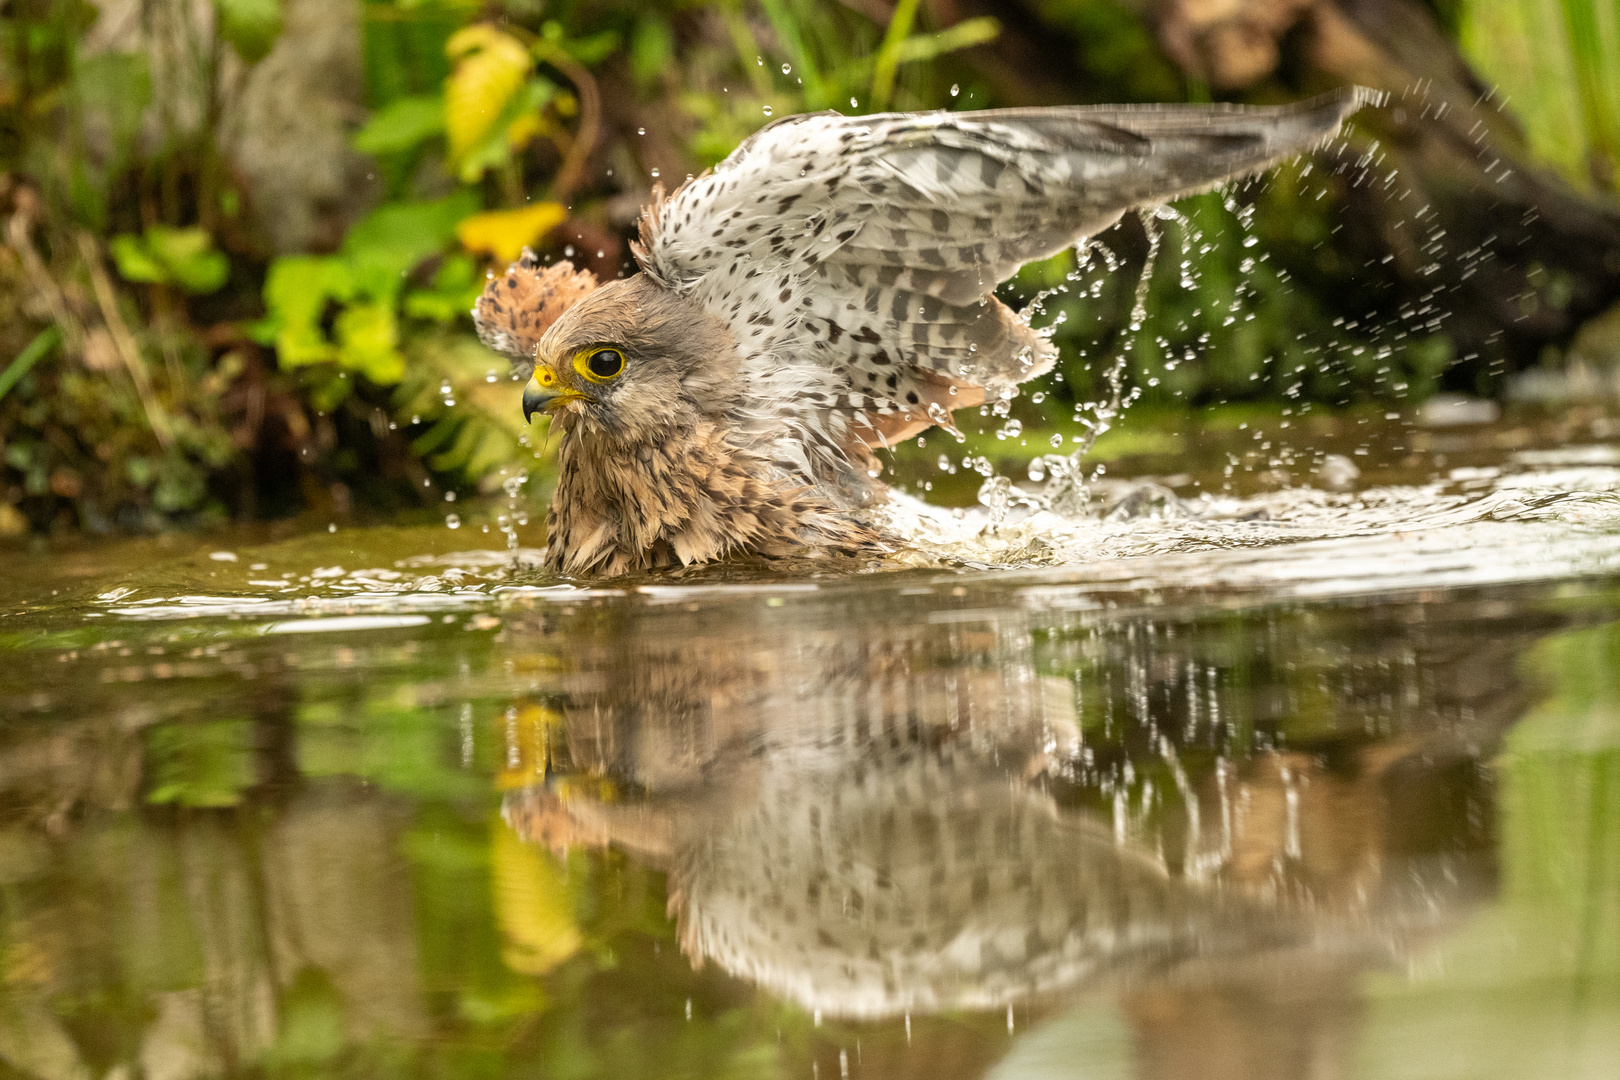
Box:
[5,194,84,360]
[77,231,174,447]
[535,43,602,204]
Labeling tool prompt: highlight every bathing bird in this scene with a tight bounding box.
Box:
[476,89,1373,576]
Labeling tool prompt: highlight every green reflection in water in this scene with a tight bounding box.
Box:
[0,588,1616,1079]
[1354,621,1620,1080]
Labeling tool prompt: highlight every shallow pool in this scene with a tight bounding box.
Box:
[1,409,1616,1079]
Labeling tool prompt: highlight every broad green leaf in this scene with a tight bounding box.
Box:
[337,302,405,383]
[341,191,478,297]
[144,225,230,294]
[263,256,352,367]
[109,234,169,284]
[215,0,283,64]
[445,24,532,176]
[403,254,482,323]
[353,94,446,156]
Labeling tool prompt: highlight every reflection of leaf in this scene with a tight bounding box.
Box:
[144,720,255,808]
[271,968,345,1065]
[353,94,446,156]
[491,822,581,976]
[445,24,533,179]
[456,202,567,264]
[215,0,284,63]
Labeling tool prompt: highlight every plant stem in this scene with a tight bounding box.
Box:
[0,327,62,403]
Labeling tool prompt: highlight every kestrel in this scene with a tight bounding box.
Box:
[475,89,1372,576]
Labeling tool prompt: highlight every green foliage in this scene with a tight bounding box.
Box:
[215,0,285,63]
[352,93,447,156]
[1028,0,1185,103]
[1459,0,1620,189]
[109,226,230,295]
[257,192,477,385]
[6,0,1557,537]
[1011,185,1451,419]
[143,719,256,808]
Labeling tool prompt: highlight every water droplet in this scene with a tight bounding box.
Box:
[327,523,337,533]
[637,127,645,135]
[849,97,858,109]
[444,514,461,530]
[444,491,456,502]
[781,63,791,74]
[762,105,773,116]
[685,997,693,1021]
[1050,432,1064,448]
[1027,458,1047,482]
[937,453,952,471]
[649,168,660,178]
[950,84,960,97]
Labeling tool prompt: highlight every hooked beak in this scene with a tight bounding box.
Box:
[522,365,585,422]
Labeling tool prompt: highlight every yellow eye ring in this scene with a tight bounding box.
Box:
[574,347,625,383]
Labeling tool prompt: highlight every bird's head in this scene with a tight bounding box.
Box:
[522,276,738,441]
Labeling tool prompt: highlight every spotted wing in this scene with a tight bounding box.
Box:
[634,89,1373,460]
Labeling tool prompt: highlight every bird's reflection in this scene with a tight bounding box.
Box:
[501,591,1515,1025]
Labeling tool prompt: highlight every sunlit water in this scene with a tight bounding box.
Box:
[1,409,1617,1079]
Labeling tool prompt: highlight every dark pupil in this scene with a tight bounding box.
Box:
[588,349,623,378]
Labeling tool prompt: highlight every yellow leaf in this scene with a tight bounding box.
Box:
[456,203,569,265]
[504,111,543,152]
[445,24,532,171]
[491,822,582,976]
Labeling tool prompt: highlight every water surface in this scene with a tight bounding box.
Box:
[1,410,1617,1079]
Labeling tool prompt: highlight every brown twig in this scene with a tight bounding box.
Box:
[4,193,85,359]
[76,231,174,448]
[535,43,603,204]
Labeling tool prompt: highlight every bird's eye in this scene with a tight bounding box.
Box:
[578,347,624,382]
